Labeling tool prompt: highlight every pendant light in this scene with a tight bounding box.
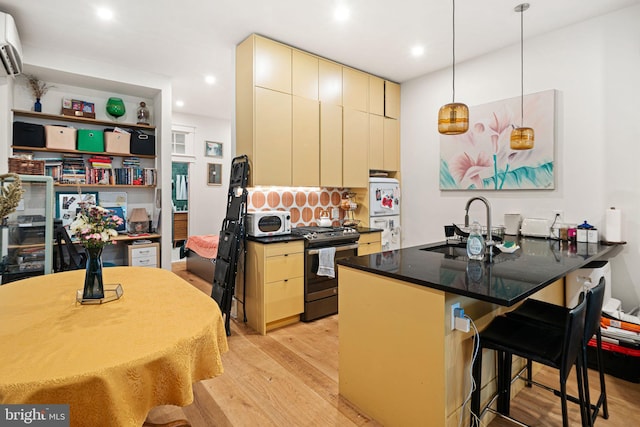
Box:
[510,3,534,150]
[438,0,469,135]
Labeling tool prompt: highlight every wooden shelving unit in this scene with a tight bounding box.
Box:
[12,109,156,131]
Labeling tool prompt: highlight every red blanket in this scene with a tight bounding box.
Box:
[185,234,219,259]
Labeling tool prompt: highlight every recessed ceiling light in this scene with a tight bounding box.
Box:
[334,5,350,21]
[96,7,114,21]
[411,45,425,57]
[175,100,184,107]
[205,75,216,85]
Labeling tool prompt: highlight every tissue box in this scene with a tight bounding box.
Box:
[77,129,104,152]
[45,125,77,150]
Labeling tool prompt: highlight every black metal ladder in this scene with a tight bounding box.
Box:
[210,155,249,336]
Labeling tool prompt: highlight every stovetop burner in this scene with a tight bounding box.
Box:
[292,226,360,247]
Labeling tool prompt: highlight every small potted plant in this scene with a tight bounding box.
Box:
[24,74,54,112]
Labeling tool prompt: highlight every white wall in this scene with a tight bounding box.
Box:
[171,112,232,237]
[401,4,640,310]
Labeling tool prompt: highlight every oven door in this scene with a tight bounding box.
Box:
[305,243,358,301]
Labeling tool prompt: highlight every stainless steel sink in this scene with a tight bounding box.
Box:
[420,242,501,260]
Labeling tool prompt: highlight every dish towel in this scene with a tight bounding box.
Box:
[317,247,336,278]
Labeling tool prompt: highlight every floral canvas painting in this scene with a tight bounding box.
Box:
[440,89,556,190]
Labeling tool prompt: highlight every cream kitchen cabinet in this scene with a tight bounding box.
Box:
[240,240,305,335]
[343,108,369,188]
[369,76,385,116]
[292,96,320,186]
[320,103,343,187]
[383,117,400,171]
[385,81,401,119]
[357,232,382,256]
[319,59,343,106]
[237,33,400,187]
[292,50,318,100]
[253,87,293,186]
[254,36,291,93]
[343,67,369,112]
[369,114,384,171]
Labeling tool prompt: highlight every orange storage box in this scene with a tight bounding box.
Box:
[45,125,77,150]
[104,130,130,154]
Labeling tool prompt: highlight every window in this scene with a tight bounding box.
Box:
[171,125,195,157]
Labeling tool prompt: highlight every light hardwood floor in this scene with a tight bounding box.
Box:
[146,262,640,426]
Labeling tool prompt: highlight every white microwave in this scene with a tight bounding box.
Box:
[247,211,291,237]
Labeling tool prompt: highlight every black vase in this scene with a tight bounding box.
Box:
[83,246,105,299]
[34,98,42,112]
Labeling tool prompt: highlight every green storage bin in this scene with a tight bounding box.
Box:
[77,129,105,152]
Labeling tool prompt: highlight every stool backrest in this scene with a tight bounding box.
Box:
[584,277,606,346]
[560,294,587,381]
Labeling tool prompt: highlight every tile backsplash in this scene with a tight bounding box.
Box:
[247,187,347,227]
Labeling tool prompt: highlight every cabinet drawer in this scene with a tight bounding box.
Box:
[130,256,157,268]
[359,232,381,245]
[265,253,303,283]
[264,241,304,257]
[265,277,304,322]
[358,241,382,256]
[128,243,159,267]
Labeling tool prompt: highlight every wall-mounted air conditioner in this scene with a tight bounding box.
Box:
[0,11,23,76]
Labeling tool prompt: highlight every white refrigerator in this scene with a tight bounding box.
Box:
[369,177,401,250]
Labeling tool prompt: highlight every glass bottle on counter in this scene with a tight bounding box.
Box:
[466,220,486,261]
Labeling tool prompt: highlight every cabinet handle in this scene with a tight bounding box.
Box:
[284,253,288,257]
[284,279,288,282]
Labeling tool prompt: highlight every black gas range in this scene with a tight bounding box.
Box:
[291,226,360,321]
[291,225,360,247]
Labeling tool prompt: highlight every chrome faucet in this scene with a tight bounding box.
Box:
[464,196,495,261]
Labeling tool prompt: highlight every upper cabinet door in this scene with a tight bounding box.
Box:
[319,59,342,106]
[255,87,292,186]
[292,96,320,187]
[383,118,399,172]
[292,50,318,100]
[343,67,369,112]
[369,114,384,171]
[369,76,384,116]
[320,103,343,188]
[384,81,400,119]
[255,36,292,94]
[343,108,369,189]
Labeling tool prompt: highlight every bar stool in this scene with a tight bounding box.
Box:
[506,277,608,426]
[470,294,589,427]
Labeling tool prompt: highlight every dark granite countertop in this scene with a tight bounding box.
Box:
[247,226,382,244]
[337,238,622,306]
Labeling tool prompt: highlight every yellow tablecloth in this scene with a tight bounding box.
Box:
[0,267,229,427]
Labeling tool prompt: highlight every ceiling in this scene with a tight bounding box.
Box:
[1,0,639,121]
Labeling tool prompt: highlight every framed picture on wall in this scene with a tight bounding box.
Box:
[205,141,223,158]
[55,191,99,229]
[207,163,222,186]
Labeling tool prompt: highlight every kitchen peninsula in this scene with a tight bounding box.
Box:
[337,238,621,426]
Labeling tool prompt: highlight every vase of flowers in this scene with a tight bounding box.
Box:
[24,74,53,112]
[70,204,123,300]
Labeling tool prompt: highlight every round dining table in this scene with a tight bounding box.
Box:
[0,267,228,427]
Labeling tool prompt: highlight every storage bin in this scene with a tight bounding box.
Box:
[13,122,45,148]
[130,130,156,156]
[8,158,45,175]
[587,338,640,383]
[104,130,130,154]
[45,125,77,150]
[77,129,105,152]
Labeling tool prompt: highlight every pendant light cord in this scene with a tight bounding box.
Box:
[452,0,457,103]
[520,6,524,127]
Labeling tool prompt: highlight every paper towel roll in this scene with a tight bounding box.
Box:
[605,207,622,243]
